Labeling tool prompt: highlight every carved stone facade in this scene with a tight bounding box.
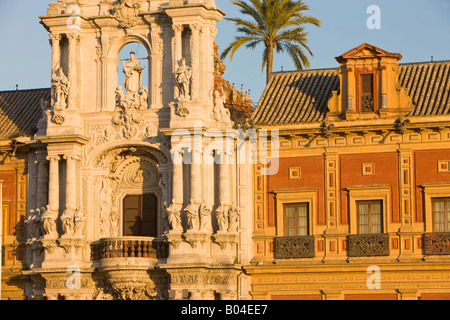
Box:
[9,0,253,300]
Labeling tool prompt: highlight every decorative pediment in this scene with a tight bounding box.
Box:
[336,43,402,63]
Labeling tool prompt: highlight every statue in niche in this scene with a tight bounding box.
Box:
[113,52,147,138]
[27,209,44,240]
[123,51,144,94]
[175,58,192,101]
[139,86,148,109]
[227,206,240,232]
[51,67,69,110]
[73,208,86,238]
[41,205,57,238]
[61,209,75,236]
[216,205,228,232]
[185,203,199,231]
[199,204,212,232]
[99,178,112,237]
[166,203,182,233]
[212,90,231,124]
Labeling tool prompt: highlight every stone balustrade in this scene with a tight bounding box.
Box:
[90,237,168,262]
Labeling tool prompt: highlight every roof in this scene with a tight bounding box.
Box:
[0,88,51,140]
[251,60,450,126]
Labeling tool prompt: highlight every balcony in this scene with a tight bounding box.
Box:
[347,233,390,257]
[90,237,169,263]
[423,233,450,255]
[273,236,315,259]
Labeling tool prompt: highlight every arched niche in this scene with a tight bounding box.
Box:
[88,143,172,240]
[101,35,152,112]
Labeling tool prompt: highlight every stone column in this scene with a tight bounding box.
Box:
[172,149,184,205]
[189,23,202,101]
[208,26,218,103]
[190,148,202,205]
[50,34,62,108]
[151,27,164,109]
[64,155,79,213]
[47,155,61,213]
[36,151,49,210]
[172,24,183,99]
[50,33,61,74]
[218,150,231,207]
[67,33,80,109]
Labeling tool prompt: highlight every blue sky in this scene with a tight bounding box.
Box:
[0,0,449,103]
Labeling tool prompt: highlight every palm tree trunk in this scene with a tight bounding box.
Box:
[266,45,274,84]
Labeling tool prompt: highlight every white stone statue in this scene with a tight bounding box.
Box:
[51,67,69,110]
[41,205,57,238]
[185,203,199,231]
[166,203,182,233]
[199,204,212,232]
[61,209,75,236]
[175,58,192,100]
[73,208,86,237]
[228,206,240,232]
[27,209,44,240]
[212,90,231,124]
[139,86,148,109]
[216,205,228,232]
[123,51,144,94]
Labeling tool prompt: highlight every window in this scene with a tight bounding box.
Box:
[357,200,383,234]
[284,203,309,236]
[123,194,158,237]
[360,74,374,112]
[432,198,450,232]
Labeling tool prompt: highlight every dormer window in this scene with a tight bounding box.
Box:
[329,43,412,120]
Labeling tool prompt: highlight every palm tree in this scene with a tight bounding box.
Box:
[220,0,321,83]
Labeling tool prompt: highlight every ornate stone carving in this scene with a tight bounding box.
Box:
[175,101,190,117]
[113,86,146,139]
[113,0,142,29]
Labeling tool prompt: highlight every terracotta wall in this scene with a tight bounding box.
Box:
[339,152,399,224]
[267,156,325,227]
[0,170,18,238]
[414,149,450,222]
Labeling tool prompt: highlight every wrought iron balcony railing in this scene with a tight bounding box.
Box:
[90,237,169,262]
[423,233,450,255]
[347,233,390,257]
[273,236,315,259]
